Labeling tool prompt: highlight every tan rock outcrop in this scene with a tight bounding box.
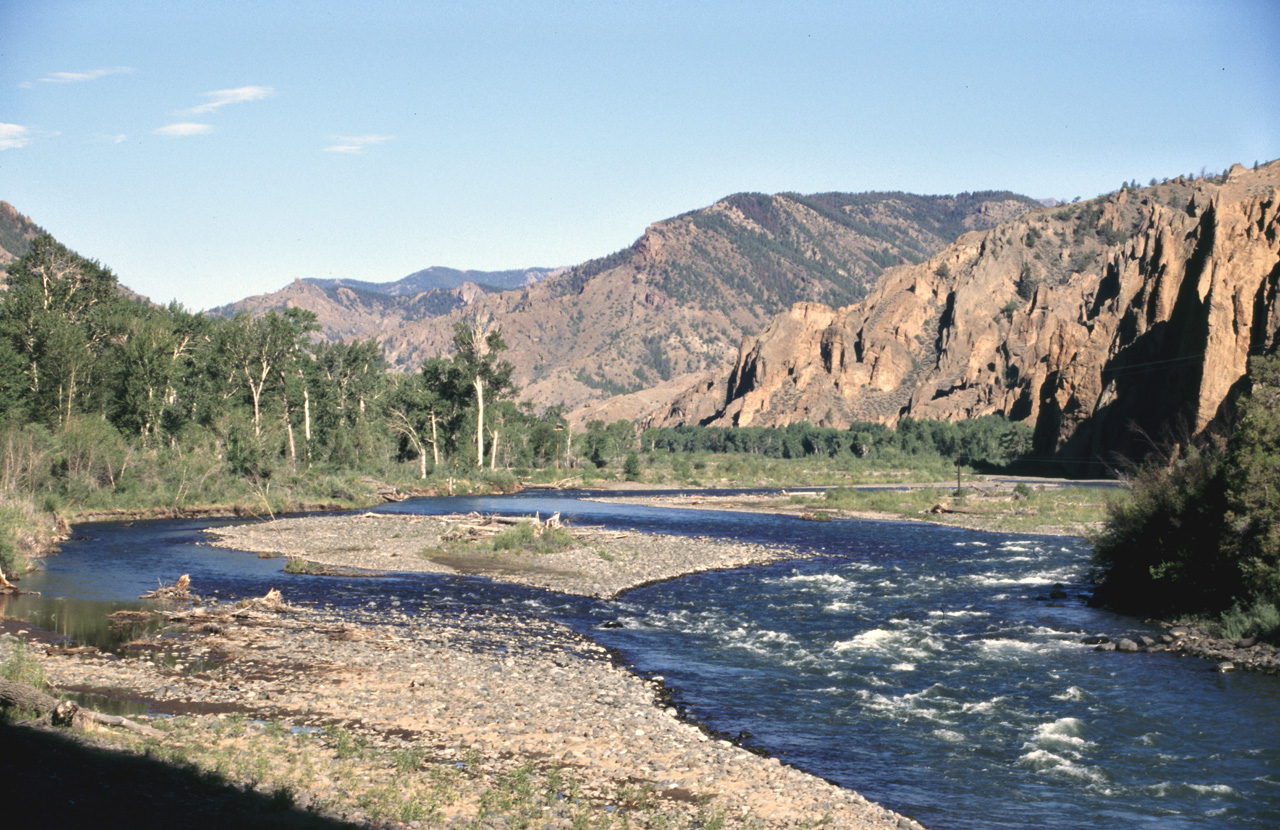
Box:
[649,162,1280,472]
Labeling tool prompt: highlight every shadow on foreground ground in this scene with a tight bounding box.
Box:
[0,720,364,830]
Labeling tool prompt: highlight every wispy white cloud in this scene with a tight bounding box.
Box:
[0,123,33,150]
[35,66,134,84]
[154,122,213,137]
[188,85,274,114]
[95,133,129,145]
[323,134,394,154]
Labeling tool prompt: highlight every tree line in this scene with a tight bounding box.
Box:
[0,237,567,511]
[638,416,1034,467]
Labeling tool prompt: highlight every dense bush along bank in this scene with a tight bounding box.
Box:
[1091,352,1280,643]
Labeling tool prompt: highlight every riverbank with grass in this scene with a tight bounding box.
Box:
[591,476,1115,538]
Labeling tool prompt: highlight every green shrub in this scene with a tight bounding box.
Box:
[1212,599,1280,641]
[491,522,575,555]
[1,640,45,688]
[1091,353,1280,630]
[1090,446,1231,614]
[623,451,642,481]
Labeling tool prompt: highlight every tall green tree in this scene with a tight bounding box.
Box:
[1222,353,1280,600]
[446,322,514,468]
[113,312,181,442]
[385,373,448,478]
[220,309,318,446]
[0,235,125,425]
[267,309,321,470]
[310,339,386,465]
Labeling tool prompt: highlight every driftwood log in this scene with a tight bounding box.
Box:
[140,573,196,602]
[0,569,19,594]
[0,678,164,739]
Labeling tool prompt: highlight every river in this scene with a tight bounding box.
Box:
[8,490,1280,829]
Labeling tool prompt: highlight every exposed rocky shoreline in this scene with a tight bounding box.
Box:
[1085,623,1280,674]
[1,579,921,829]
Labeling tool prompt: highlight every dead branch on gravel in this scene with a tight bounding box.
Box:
[140,573,199,603]
[235,587,295,613]
[441,511,565,541]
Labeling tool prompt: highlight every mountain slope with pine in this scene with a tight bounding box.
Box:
[0,201,47,286]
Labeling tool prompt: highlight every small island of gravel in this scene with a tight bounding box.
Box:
[204,512,808,599]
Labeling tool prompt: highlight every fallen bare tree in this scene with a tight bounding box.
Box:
[0,677,164,739]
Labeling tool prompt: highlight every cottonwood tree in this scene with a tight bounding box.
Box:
[114,313,181,442]
[0,236,125,426]
[267,310,320,471]
[446,322,514,468]
[221,309,318,446]
[311,339,386,465]
[385,373,448,478]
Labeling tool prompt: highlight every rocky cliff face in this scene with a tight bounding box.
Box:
[651,163,1280,472]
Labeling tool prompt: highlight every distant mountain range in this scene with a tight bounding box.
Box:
[9,159,1274,471]
[307,265,563,296]
[214,189,1042,415]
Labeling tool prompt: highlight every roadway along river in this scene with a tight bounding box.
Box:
[12,489,1280,829]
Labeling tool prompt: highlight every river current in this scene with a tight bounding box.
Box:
[10,490,1280,829]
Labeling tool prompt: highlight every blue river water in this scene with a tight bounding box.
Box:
[9,490,1280,829]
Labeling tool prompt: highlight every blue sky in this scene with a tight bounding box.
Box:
[3,1,1277,311]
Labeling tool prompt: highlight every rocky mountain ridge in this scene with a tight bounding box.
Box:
[305,264,561,296]
[215,189,1040,415]
[649,162,1280,472]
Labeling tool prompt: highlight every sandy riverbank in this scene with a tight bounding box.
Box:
[1,584,921,829]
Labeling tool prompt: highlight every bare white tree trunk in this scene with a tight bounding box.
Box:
[430,411,440,466]
[474,375,485,468]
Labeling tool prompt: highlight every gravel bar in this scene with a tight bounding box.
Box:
[203,513,807,600]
